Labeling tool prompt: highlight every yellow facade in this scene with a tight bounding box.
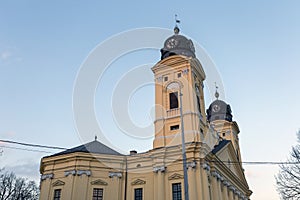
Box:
[152,55,206,149]
[40,141,251,200]
[39,29,252,200]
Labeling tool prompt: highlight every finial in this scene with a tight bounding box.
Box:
[214,82,219,99]
[174,14,180,34]
[95,135,97,141]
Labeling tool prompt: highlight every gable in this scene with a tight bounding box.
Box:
[131,179,146,185]
[213,141,247,184]
[168,173,183,180]
[52,180,65,186]
[91,179,108,186]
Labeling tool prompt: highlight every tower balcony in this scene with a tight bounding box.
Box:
[166,108,180,117]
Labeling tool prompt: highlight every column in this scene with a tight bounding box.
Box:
[154,171,158,199]
[211,171,221,200]
[196,163,202,200]
[200,163,210,200]
[228,185,234,200]
[158,171,165,200]
[153,166,165,200]
[108,172,122,200]
[221,181,229,200]
[211,177,219,200]
[217,179,222,200]
[187,162,197,199]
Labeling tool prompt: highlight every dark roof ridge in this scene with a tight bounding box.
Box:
[45,140,122,158]
[212,139,230,154]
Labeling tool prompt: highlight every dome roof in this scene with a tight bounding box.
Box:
[206,99,233,122]
[160,30,196,60]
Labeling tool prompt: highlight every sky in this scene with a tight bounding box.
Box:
[1,1,300,199]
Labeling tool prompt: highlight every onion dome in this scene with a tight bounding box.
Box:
[160,26,196,60]
[206,99,233,122]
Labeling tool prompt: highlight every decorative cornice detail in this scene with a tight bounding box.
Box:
[131,179,146,185]
[202,163,210,172]
[91,179,108,186]
[64,170,76,177]
[223,180,230,186]
[210,171,247,199]
[168,173,184,180]
[211,171,221,181]
[182,68,189,75]
[153,166,166,173]
[109,172,122,178]
[186,161,197,169]
[41,173,53,181]
[77,170,91,176]
[156,76,163,82]
[52,180,65,186]
[229,185,236,192]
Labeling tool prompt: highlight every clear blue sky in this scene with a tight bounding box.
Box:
[1,1,300,199]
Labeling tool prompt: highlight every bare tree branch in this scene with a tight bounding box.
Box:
[276,130,300,200]
[0,169,39,200]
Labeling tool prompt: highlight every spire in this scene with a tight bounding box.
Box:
[174,14,180,35]
[214,82,219,100]
[94,135,97,141]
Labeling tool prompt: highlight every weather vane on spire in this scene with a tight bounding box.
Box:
[174,14,180,34]
[214,82,220,99]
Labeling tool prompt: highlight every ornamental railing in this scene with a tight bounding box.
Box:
[166,108,180,117]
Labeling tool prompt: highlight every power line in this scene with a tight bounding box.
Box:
[210,160,300,166]
[0,145,52,154]
[0,139,66,150]
[0,139,299,166]
[129,151,300,166]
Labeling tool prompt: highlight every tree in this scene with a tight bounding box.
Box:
[276,130,300,200]
[0,169,39,200]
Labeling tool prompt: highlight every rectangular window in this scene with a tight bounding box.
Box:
[177,73,181,78]
[53,189,61,200]
[196,95,201,114]
[134,188,143,200]
[170,125,179,130]
[169,92,178,109]
[164,76,168,82]
[172,183,182,200]
[92,188,103,200]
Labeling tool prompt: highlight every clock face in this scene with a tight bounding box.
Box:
[166,38,178,49]
[212,104,220,112]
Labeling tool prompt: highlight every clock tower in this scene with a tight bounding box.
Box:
[206,90,242,161]
[152,26,207,149]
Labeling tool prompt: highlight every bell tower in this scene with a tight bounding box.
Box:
[152,26,207,149]
[206,89,242,161]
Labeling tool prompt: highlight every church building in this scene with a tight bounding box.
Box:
[39,26,252,200]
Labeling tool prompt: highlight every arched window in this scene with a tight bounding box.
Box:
[169,92,178,109]
[167,82,180,110]
[195,85,201,114]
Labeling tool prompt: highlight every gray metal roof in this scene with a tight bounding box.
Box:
[212,139,230,154]
[46,140,122,158]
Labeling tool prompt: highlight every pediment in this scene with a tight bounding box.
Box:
[91,179,108,186]
[52,180,65,186]
[131,179,146,185]
[168,173,183,180]
[214,141,248,184]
